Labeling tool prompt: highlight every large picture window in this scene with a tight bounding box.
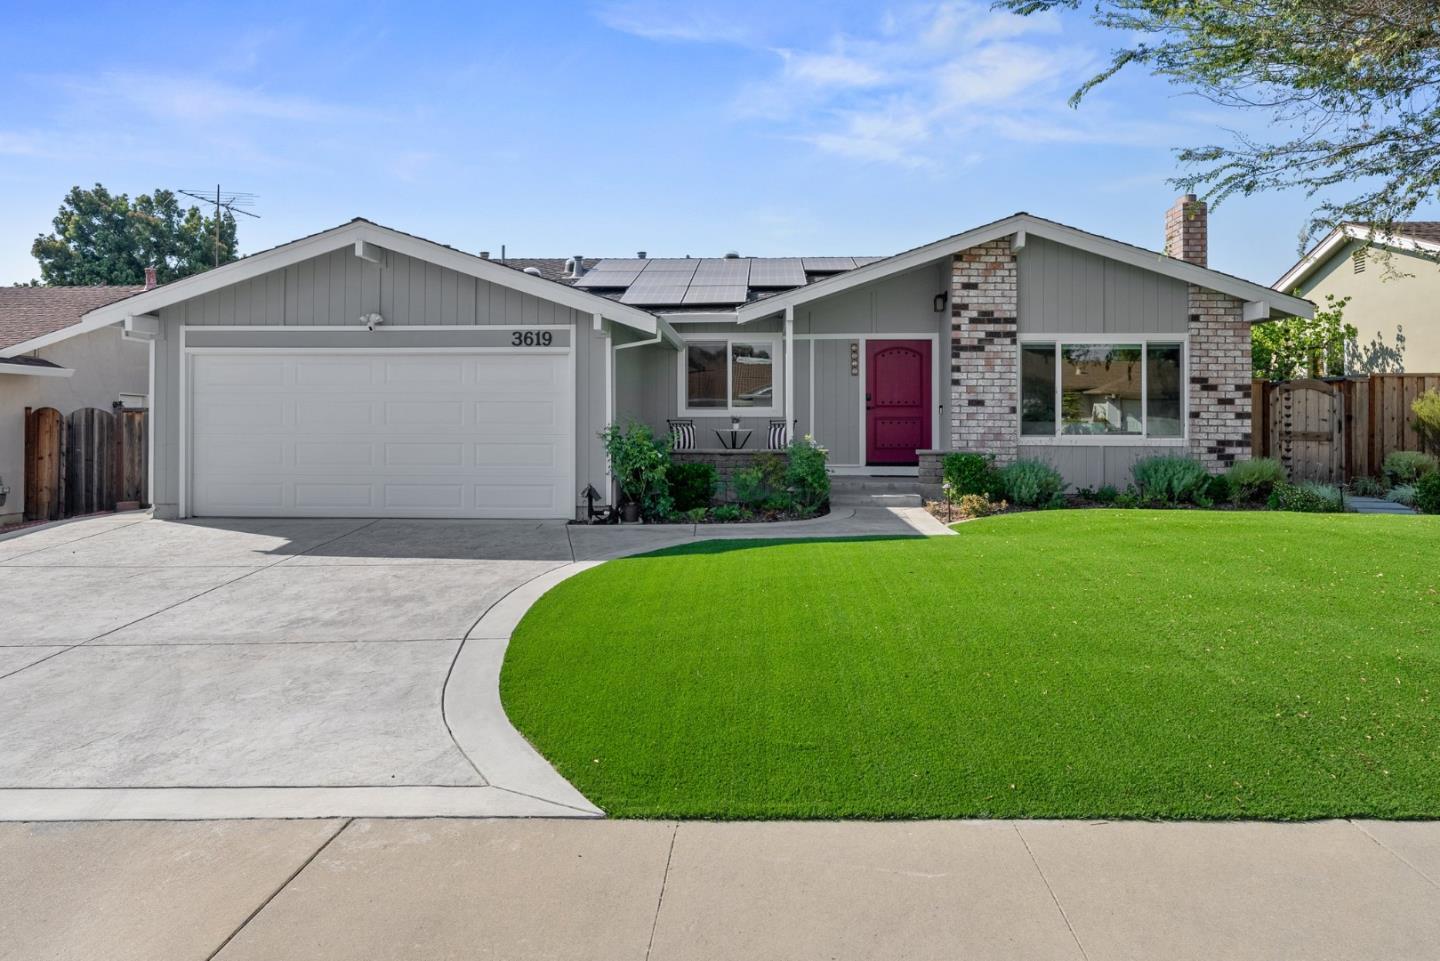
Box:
[681,337,780,415]
[1019,340,1184,440]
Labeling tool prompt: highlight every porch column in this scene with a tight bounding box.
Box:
[784,305,795,441]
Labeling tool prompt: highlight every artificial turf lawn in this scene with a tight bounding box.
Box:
[500,511,1440,819]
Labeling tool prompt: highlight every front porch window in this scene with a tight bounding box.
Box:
[680,335,781,416]
[1019,338,1186,441]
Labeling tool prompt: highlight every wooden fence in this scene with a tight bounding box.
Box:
[23,406,148,522]
[1252,374,1440,481]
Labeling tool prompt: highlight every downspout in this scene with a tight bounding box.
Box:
[784,305,795,441]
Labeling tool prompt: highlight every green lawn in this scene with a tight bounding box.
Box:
[501,511,1440,819]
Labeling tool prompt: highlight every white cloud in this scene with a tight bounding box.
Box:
[600,0,1143,167]
[60,71,379,125]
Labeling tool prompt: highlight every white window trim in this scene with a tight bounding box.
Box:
[676,332,783,418]
[1016,333,1189,446]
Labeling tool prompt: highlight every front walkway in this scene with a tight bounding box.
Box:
[5,817,1438,961]
[1349,495,1419,515]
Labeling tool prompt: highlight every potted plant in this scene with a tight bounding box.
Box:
[599,420,672,522]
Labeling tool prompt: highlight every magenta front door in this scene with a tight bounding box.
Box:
[866,339,932,465]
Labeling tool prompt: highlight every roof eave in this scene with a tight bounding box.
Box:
[1275,224,1440,293]
[737,212,1313,324]
[53,219,660,341]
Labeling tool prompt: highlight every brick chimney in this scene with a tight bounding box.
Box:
[144,266,158,290]
[1164,194,1207,267]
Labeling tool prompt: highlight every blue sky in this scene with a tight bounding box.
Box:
[1,0,1424,286]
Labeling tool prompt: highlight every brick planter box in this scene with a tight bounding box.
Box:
[672,449,788,501]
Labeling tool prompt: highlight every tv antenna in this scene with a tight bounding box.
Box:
[177,185,260,267]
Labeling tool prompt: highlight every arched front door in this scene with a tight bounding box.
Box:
[866,340,932,465]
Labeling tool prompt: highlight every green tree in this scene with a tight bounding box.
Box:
[1252,293,1356,380]
[998,0,1440,250]
[31,184,238,286]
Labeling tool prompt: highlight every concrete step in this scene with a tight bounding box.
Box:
[830,492,924,508]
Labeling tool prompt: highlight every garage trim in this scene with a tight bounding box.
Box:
[180,325,577,519]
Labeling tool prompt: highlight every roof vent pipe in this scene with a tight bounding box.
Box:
[567,255,585,279]
[479,251,490,260]
[637,250,647,259]
[523,267,543,276]
[724,251,740,259]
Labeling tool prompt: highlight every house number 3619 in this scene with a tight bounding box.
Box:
[511,330,554,347]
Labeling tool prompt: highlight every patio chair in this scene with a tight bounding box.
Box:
[668,419,696,451]
[767,419,788,450]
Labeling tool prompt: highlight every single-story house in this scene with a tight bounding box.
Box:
[1274,222,1440,373]
[17,197,1310,520]
[0,284,150,527]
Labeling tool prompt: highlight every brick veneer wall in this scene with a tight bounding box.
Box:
[1187,285,1252,471]
[951,240,1019,463]
[671,449,788,501]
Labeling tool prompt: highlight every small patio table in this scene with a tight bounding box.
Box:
[714,428,752,450]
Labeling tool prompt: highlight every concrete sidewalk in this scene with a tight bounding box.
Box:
[5,818,1438,961]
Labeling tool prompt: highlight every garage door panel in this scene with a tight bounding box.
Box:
[384,400,464,428]
[191,351,573,518]
[386,358,464,385]
[295,483,375,509]
[296,399,376,431]
[385,442,464,467]
[295,441,375,468]
[295,358,375,387]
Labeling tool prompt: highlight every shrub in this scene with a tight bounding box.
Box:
[667,462,718,512]
[1270,481,1345,513]
[942,452,999,499]
[1204,473,1233,505]
[1349,475,1387,498]
[684,506,709,524]
[761,492,795,513]
[599,420,672,520]
[957,493,1005,518]
[1113,488,1140,509]
[1387,485,1417,507]
[1412,389,1440,454]
[732,467,769,509]
[784,436,830,515]
[998,459,1065,508]
[1131,455,1211,506]
[711,504,742,523]
[1382,450,1438,486]
[1227,458,1287,504]
[1094,484,1120,505]
[1414,473,1440,514]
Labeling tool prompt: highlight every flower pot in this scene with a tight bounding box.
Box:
[621,501,641,523]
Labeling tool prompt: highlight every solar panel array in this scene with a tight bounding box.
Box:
[572,256,876,306]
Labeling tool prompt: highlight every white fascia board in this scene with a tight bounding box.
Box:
[660,311,738,324]
[67,219,659,340]
[1275,224,1440,292]
[737,212,1313,324]
[0,360,74,377]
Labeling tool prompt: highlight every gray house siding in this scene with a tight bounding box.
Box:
[147,244,611,518]
[1015,443,1185,491]
[171,247,580,328]
[1018,236,1189,335]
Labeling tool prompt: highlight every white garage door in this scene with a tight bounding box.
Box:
[189,351,574,518]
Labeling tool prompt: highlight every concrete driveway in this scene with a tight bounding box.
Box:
[0,513,600,819]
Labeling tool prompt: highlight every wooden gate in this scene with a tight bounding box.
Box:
[1270,379,1343,483]
[23,406,65,522]
[65,407,117,517]
[115,407,148,509]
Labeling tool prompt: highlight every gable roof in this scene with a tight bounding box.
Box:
[1275,222,1440,292]
[736,212,1313,324]
[0,285,143,351]
[1,218,661,357]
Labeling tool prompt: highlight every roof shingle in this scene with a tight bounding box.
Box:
[0,285,144,351]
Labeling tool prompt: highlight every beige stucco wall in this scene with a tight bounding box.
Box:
[0,325,150,526]
[1296,240,1440,373]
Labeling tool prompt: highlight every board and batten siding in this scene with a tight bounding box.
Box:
[1018,236,1189,335]
[1016,443,1185,491]
[166,247,584,328]
[147,244,614,517]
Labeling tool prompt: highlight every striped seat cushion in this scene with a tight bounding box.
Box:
[670,421,696,450]
[768,420,787,450]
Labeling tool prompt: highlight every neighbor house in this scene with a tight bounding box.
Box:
[0,284,150,527]
[1274,222,1440,373]
[23,198,1310,520]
